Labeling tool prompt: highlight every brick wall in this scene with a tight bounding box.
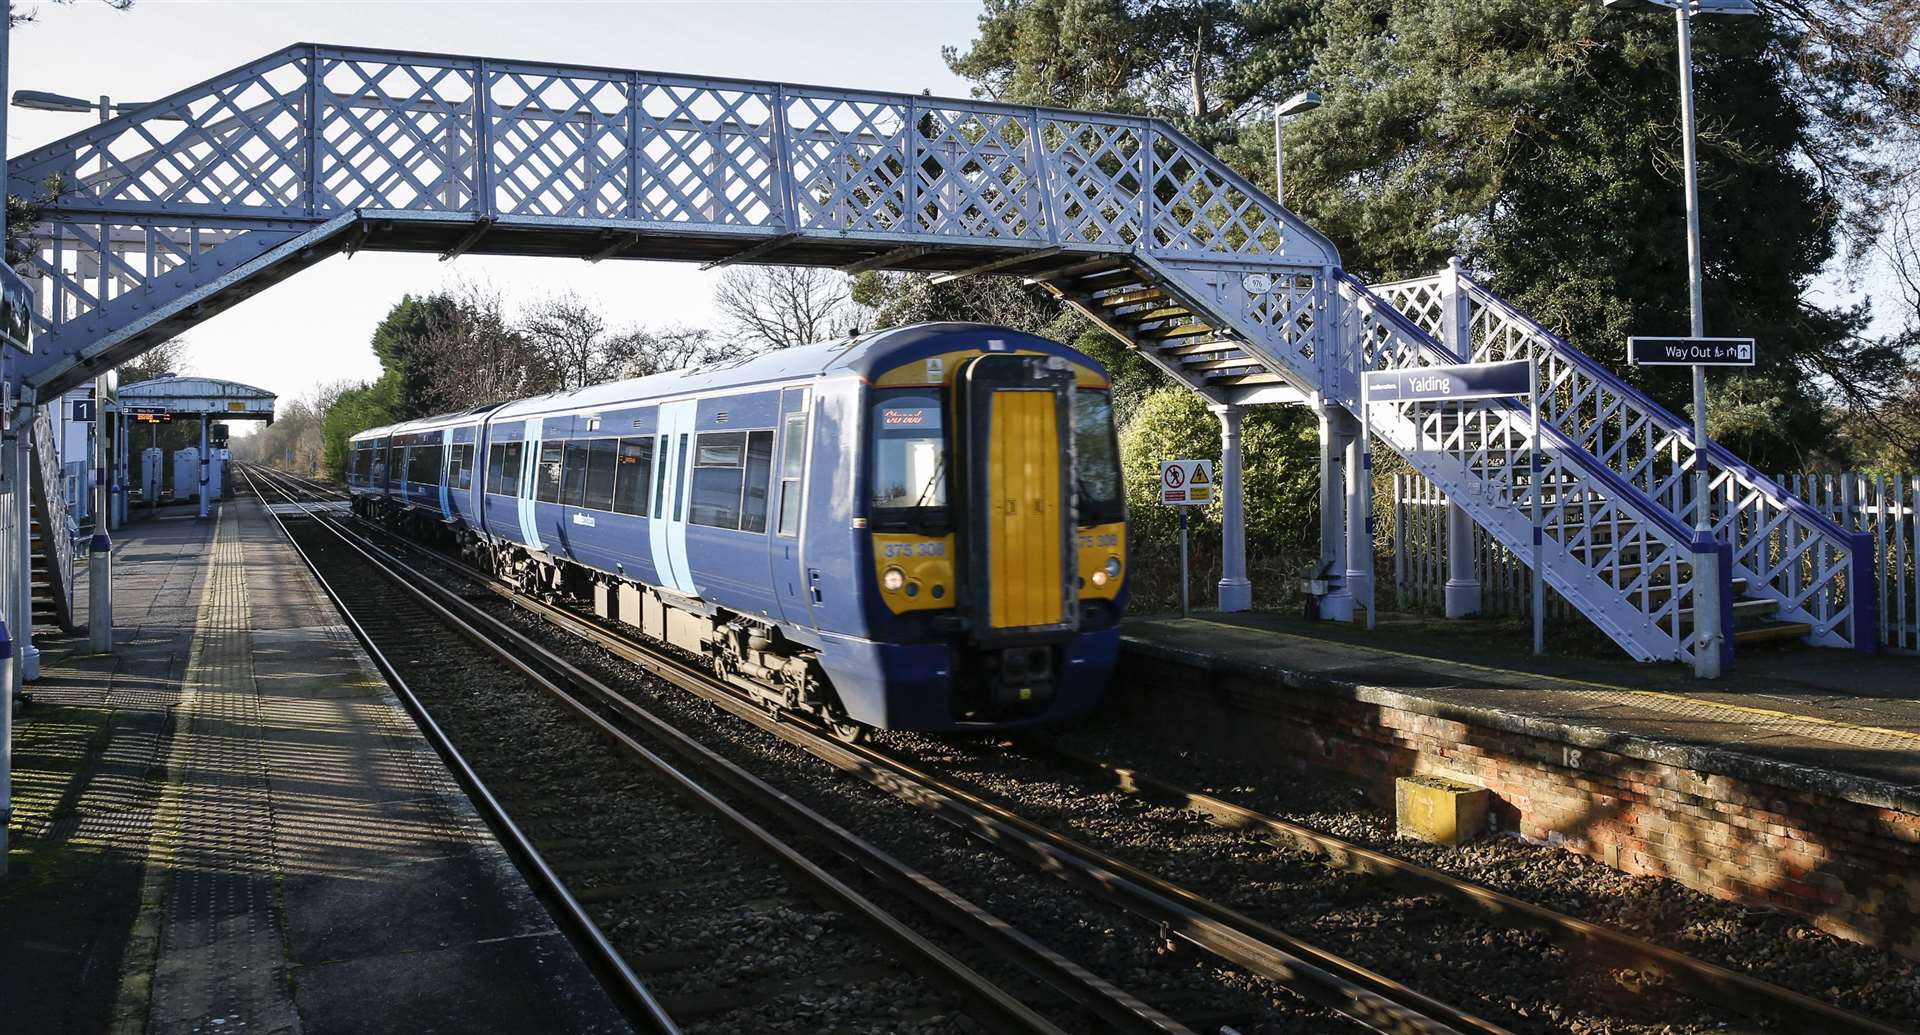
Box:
[1111,651,1920,958]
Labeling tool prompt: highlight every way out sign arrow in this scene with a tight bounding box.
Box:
[1159,459,1213,506]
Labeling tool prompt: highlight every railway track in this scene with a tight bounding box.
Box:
[245,465,1910,1035]
[243,466,1184,1035]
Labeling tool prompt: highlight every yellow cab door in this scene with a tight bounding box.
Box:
[960,354,1079,639]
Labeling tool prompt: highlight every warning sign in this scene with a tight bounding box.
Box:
[1159,459,1213,506]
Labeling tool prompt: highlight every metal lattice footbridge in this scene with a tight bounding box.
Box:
[6,42,1876,663]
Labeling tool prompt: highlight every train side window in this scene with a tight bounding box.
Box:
[489,441,523,496]
[674,434,690,519]
[501,441,523,496]
[776,412,807,537]
[416,441,443,487]
[583,438,618,511]
[741,430,773,533]
[562,440,591,506]
[651,435,669,519]
[448,444,469,491]
[690,431,746,529]
[613,437,653,516]
[536,441,565,503]
[485,443,505,494]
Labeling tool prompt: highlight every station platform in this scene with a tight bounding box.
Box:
[1,499,630,1034]
[1113,610,1920,957]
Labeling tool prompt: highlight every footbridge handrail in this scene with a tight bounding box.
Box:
[1374,269,1873,650]
[1337,273,1714,663]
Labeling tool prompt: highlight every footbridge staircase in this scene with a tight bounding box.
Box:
[5,43,1876,664]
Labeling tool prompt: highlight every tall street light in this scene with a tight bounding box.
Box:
[1273,90,1321,206]
[1603,0,1757,679]
[13,88,162,124]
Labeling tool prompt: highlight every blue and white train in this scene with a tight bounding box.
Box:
[346,323,1129,737]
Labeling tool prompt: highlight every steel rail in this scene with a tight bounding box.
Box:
[1024,744,1908,1035]
[244,466,1167,1035]
[313,492,1497,1035]
[237,466,684,1035]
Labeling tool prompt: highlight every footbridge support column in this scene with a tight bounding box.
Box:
[88,373,113,654]
[1439,257,1482,620]
[1213,403,1252,612]
[1343,411,1373,622]
[197,413,210,520]
[1444,503,1481,618]
[1318,404,1358,621]
[11,404,37,683]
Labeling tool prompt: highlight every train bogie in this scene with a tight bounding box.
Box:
[346,323,1128,734]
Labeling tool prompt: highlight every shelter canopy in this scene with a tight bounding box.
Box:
[116,376,276,422]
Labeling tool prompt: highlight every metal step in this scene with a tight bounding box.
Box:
[1733,620,1816,645]
[1162,338,1243,357]
[1206,371,1285,386]
[1142,322,1214,340]
[1679,597,1780,626]
[1099,287,1165,307]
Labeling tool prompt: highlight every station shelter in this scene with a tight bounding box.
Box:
[113,377,275,521]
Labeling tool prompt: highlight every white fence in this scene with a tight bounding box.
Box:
[1775,473,1918,653]
[1391,471,1920,652]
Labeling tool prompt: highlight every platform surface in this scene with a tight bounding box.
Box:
[2,498,630,1034]
[1122,611,1920,812]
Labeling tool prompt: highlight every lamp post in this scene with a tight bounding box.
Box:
[1272,90,1321,206]
[1602,0,1756,679]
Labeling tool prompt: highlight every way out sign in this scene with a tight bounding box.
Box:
[1159,459,1213,506]
[1627,336,1756,367]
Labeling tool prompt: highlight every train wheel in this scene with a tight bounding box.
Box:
[826,716,867,745]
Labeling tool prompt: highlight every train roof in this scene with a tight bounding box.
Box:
[350,322,1070,441]
[485,322,1058,422]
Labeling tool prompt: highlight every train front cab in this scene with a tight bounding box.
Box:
[832,342,1126,731]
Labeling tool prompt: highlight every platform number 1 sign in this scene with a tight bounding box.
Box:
[1159,459,1213,619]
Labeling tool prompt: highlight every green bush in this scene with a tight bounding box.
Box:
[1118,388,1322,612]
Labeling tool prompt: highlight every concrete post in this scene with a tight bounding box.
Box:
[88,375,112,653]
[1343,412,1373,621]
[1440,257,1481,619]
[198,413,210,519]
[1212,403,1251,612]
[1319,404,1358,621]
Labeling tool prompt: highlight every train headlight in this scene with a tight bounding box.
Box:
[1104,556,1122,579]
[1091,570,1108,587]
[882,566,906,592]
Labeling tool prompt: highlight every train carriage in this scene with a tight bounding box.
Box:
[348,322,1127,736]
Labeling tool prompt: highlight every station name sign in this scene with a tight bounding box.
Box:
[1627,336,1755,367]
[1361,359,1532,403]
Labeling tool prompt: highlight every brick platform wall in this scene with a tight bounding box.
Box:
[1111,652,1920,958]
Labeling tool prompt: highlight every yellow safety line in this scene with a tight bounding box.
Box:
[1179,617,1920,746]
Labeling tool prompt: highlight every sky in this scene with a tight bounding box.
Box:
[6,0,987,434]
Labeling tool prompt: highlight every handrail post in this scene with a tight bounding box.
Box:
[770,85,800,232]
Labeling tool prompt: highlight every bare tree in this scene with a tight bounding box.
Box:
[116,336,191,387]
[615,325,728,378]
[521,290,613,390]
[713,265,853,350]
[417,279,555,410]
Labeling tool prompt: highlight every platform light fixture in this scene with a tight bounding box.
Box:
[12,89,176,122]
[1272,90,1321,206]
[1602,0,1757,680]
